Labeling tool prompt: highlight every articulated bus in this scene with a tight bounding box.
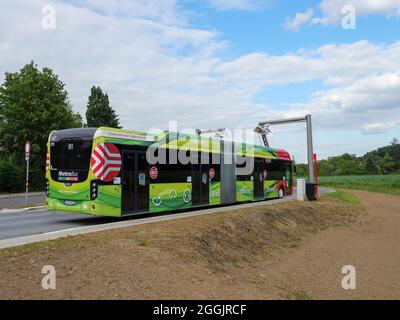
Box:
[45,127,295,217]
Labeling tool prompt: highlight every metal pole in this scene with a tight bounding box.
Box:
[306,114,315,184]
[25,157,29,207]
[259,116,306,126]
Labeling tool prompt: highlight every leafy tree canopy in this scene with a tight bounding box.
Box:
[85,86,121,128]
[296,140,400,177]
[0,61,83,189]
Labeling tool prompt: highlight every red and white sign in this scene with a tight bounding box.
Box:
[150,166,158,180]
[90,143,121,182]
[209,168,215,180]
[25,141,31,159]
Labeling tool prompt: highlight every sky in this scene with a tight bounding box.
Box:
[1,0,400,162]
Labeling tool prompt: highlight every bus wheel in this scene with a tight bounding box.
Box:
[278,187,284,199]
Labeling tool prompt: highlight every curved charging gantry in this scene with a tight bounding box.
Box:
[254,114,316,188]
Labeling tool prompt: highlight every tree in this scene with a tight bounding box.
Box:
[0,61,83,190]
[380,153,395,174]
[364,156,378,174]
[0,154,24,192]
[85,86,121,128]
[391,137,399,146]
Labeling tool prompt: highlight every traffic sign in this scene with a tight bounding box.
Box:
[25,141,30,160]
[150,166,158,180]
[209,168,215,180]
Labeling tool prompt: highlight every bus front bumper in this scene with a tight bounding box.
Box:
[46,197,95,215]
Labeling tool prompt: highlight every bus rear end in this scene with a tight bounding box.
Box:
[45,128,116,216]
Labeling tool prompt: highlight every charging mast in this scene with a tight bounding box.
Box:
[255,114,317,200]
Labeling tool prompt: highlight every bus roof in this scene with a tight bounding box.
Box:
[50,128,97,142]
[51,127,291,161]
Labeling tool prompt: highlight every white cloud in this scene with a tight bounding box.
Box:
[60,0,187,25]
[207,0,268,11]
[317,0,400,23]
[215,41,400,89]
[284,8,314,31]
[286,0,400,30]
[281,73,400,132]
[362,122,398,134]
[0,0,241,131]
[214,41,400,135]
[0,0,399,161]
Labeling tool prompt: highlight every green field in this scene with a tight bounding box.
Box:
[317,174,400,196]
[325,189,361,205]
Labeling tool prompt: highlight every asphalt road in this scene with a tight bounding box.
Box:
[0,210,112,240]
[0,188,330,242]
[0,193,45,210]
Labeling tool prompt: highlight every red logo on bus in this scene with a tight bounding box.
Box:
[90,143,121,182]
[150,166,158,180]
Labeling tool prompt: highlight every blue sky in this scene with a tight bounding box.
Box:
[1,0,400,162]
[187,0,400,54]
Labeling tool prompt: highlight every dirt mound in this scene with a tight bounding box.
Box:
[0,195,366,299]
[192,198,362,270]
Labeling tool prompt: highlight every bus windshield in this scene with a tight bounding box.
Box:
[50,138,92,171]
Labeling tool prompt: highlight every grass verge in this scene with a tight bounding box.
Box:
[317,174,400,196]
[325,189,360,205]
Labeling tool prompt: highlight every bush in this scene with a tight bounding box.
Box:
[0,156,25,193]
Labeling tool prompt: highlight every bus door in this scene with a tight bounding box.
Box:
[192,153,209,206]
[253,158,264,200]
[122,151,149,214]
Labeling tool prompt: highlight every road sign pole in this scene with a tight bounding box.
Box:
[25,157,29,207]
[24,141,31,207]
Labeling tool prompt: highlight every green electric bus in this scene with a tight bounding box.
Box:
[45,127,295,217]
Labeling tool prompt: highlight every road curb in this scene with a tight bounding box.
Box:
[0,192,45,199]
[0,206,46,215]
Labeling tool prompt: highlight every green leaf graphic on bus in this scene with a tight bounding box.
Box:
[150,183,192,213]
[209,182,221,205]
[236,181,254,202]
[264,180,279,199]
